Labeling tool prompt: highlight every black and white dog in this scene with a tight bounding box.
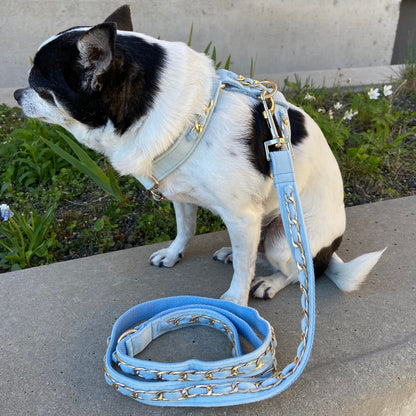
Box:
[14,6,383,305]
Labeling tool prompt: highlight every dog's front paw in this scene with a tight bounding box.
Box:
[149,248,183,268]
[213,247,233,264]
[220,289,248,306]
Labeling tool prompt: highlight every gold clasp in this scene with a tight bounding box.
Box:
[149,175,167,201]
[260,80,293,159]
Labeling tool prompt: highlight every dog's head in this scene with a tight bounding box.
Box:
[14,5,165,136]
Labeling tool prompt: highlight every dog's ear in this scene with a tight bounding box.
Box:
[104,4,133,31]
[77,23,116,91]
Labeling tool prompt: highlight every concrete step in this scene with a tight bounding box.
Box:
[1,195,416,415]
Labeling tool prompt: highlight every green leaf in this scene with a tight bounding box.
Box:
[107,165,125,202]
[250,55,257,78]
[204,41,212,55]
[224,54,232,70]
[94,218,105,232]
[39,133,124,202]
[187,23,194,47]
[212,46,217,63]
[28,205,55,252]
[10,263,22,272]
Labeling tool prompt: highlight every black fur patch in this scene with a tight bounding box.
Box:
[288,108,308,146]
[30,29,165,134]
[313,235,343,278]
[246,105,308,176]
[246,102,272,175]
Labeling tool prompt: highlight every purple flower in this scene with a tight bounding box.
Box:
[0,204,14,221]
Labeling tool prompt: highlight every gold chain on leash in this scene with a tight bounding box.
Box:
[104,77,310,402]
[104,191,310,401]
[113,313,276,381]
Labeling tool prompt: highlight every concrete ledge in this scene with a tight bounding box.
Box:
[258,64,405,89]
[1,196,416,415]
[1,88,17,107]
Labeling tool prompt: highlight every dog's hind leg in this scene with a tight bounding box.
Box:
[149,202,197,267]
[251,256,298,299]
[250,215,303,299]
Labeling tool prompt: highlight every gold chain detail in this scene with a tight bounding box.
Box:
[192,99,214,136]
[114,313,276,381]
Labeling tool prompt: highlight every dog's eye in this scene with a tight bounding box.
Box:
[37,89,56,106]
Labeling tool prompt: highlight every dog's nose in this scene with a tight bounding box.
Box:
[14,88,25,105]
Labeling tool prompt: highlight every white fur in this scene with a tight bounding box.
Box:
[324,249,386,291]
[18,28,384,305]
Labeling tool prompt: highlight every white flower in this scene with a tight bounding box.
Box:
[383,85,393,96]
[333,102,343,110]
[328,109,334,120]
[343,109,358,121]
[368,88,380,100]
[0,203,14,221]
[304,93,315,101]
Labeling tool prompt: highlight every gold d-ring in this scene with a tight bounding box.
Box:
[260,80,278,100]
[117,328,138,344]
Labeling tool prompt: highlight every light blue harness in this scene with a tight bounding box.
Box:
[104,70,315,406]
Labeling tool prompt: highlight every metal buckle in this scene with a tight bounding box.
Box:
[264,138,286,161]
[260,86,293,160]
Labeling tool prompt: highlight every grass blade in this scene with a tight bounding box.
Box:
[187,23,194,46]
[39,134,124,202]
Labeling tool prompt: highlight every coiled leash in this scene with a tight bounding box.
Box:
[104,70,315,407]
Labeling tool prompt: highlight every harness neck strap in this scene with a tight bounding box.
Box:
[136,77,223,197]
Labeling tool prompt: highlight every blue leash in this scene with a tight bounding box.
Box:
[104,72,315,407]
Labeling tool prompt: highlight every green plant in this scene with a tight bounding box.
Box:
[187,23,231,70]
[1,118,69,190]
[0,203,57,270]
[39,130,125,202]
[283,79,416,204]
[249,54,257,78]
[204,41,231,70]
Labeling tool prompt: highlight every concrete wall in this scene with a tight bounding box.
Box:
[392,0,416,63]
[1,0,401,88]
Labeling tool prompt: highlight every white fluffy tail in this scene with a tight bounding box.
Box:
[325,248,386,292]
